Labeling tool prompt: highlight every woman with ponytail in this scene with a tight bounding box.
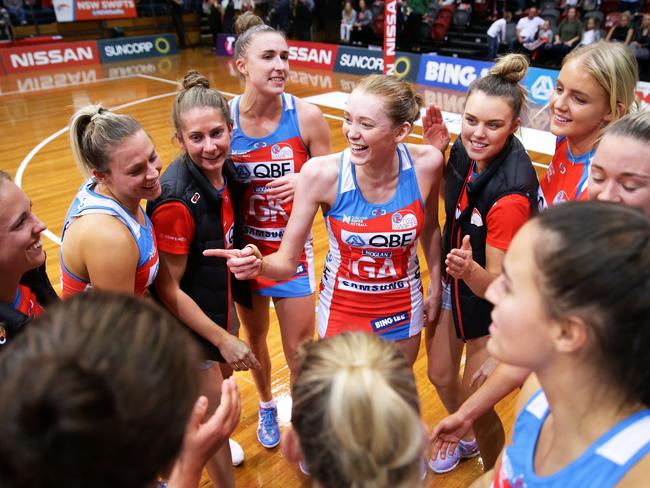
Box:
[60,106,161,297]
[282,332,425,488]
[218,11,331,449]
[210,74,444,369]
[425,54,538,474]
[147,71,260,486]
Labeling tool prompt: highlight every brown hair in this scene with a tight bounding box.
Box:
[69,105,144,177]
[233,12,285,61]
[0,292,199,488]
[291,332,424,488]
[467,53,529,120]
[172,70,231,136]
[357,74,424,127]
[534,201,650,407]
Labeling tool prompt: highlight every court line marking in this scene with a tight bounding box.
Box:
[16,90,179,246]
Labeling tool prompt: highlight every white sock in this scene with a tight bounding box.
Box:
[260,398,276,409]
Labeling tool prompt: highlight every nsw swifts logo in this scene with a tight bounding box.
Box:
[271,143,293,160]
[391,210,417,230]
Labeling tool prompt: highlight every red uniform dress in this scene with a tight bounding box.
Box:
[538,136,593,210]
[229,93,314,297]
[0,285,43,345]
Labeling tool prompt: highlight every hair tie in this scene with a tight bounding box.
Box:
[91,108,105,122]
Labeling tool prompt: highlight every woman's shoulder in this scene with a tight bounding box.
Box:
[404,143,444,173]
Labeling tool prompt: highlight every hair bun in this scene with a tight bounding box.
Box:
[490,53,529,83]
[182,70,210,90]
[235,11,264,35]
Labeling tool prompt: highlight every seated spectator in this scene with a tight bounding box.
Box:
[509,6,545,53]
[282,332,425,487]
[537,7,583,65]
[487,11,512,59]
[405,0,428,51]
[606,10,634,45]
[524,18,554,51]
[4,0,26,25]
[292,0,314,40]
[0,292,241,488]
[340,0,356,43]
[577,15,604,46]
[351,0,373,45]
[630,13,650,61]
[0,7,12,40]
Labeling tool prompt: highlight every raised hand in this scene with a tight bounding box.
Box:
[422,104,451,153]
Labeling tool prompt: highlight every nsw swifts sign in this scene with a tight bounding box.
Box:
[383,0,397,74]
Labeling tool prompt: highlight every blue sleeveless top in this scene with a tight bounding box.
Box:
[494,389,650,487]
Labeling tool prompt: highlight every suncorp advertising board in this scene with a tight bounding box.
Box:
[97,34,177,63]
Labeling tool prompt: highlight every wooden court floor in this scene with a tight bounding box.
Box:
[0,48,552,487]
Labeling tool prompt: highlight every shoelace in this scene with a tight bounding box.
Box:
[260,408,277,429]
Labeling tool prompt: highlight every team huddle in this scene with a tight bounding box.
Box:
[0,10,649,488]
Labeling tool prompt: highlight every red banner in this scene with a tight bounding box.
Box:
[383,0,397,75]
[52,0,137,22]
[287,40,338,71]
[0,40,100,74]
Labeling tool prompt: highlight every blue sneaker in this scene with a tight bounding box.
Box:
[428,438,479,474]
[257,405,280,448]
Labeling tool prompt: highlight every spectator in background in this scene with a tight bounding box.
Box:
[242,0,255,12]
[292,0,314,40]
[487,11,512,59]
[606,10,634,44]
[269,0,291,33]
[168,0,186,49]
[0,7,14,40]
[222,0,235,32]
[630,13,650,61]
[340,0,356,43]
[577,15,603,46]
[537,7,583,65]
[4,0,26,25]
[509,6,544,53]
[523,18,553,52]
[204,0,223,51]
[405,0,428,51]
[619,0,639,14]
[351,0,373,45]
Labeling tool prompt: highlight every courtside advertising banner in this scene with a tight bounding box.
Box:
[383,0,397,74]
[216,33,237,57]
[417,54,492,91]
[97,34,177,63]
[393,51,420,82]
[334,46,383,75]
[523,67,558,105]
[0,40,100,74]
[287,40,338,70]
[52,0,136,21]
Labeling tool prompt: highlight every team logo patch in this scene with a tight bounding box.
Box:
[271,143,294,160]
[345,234,365,246]
[470,208,483,227]
[391,210,418,230]
[553,191,569,205]
[371,208,387,216]
[235,165,251,179]
[190,192,200,204]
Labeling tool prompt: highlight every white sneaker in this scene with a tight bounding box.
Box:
[229,438,245,466]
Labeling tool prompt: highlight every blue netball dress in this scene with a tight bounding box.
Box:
[494,389,650,487]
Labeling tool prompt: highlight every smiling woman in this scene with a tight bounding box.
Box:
[60,106,161,297]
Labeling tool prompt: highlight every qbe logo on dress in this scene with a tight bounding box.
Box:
[345,234,365,247]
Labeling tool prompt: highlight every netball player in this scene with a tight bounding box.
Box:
[227,12,331,448]
[61,106,160,297]
[473,202,650,487]
[426,54,538,473]
[148,71,259,484]
[209,74,443,369]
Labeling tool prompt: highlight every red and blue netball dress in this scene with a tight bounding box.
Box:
[538,137,594,210]
[493,389,650,487]
[318,144,424,341]
[229,93,314,297]
[60,180,159,297]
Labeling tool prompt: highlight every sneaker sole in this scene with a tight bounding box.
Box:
[257,436,280,449]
